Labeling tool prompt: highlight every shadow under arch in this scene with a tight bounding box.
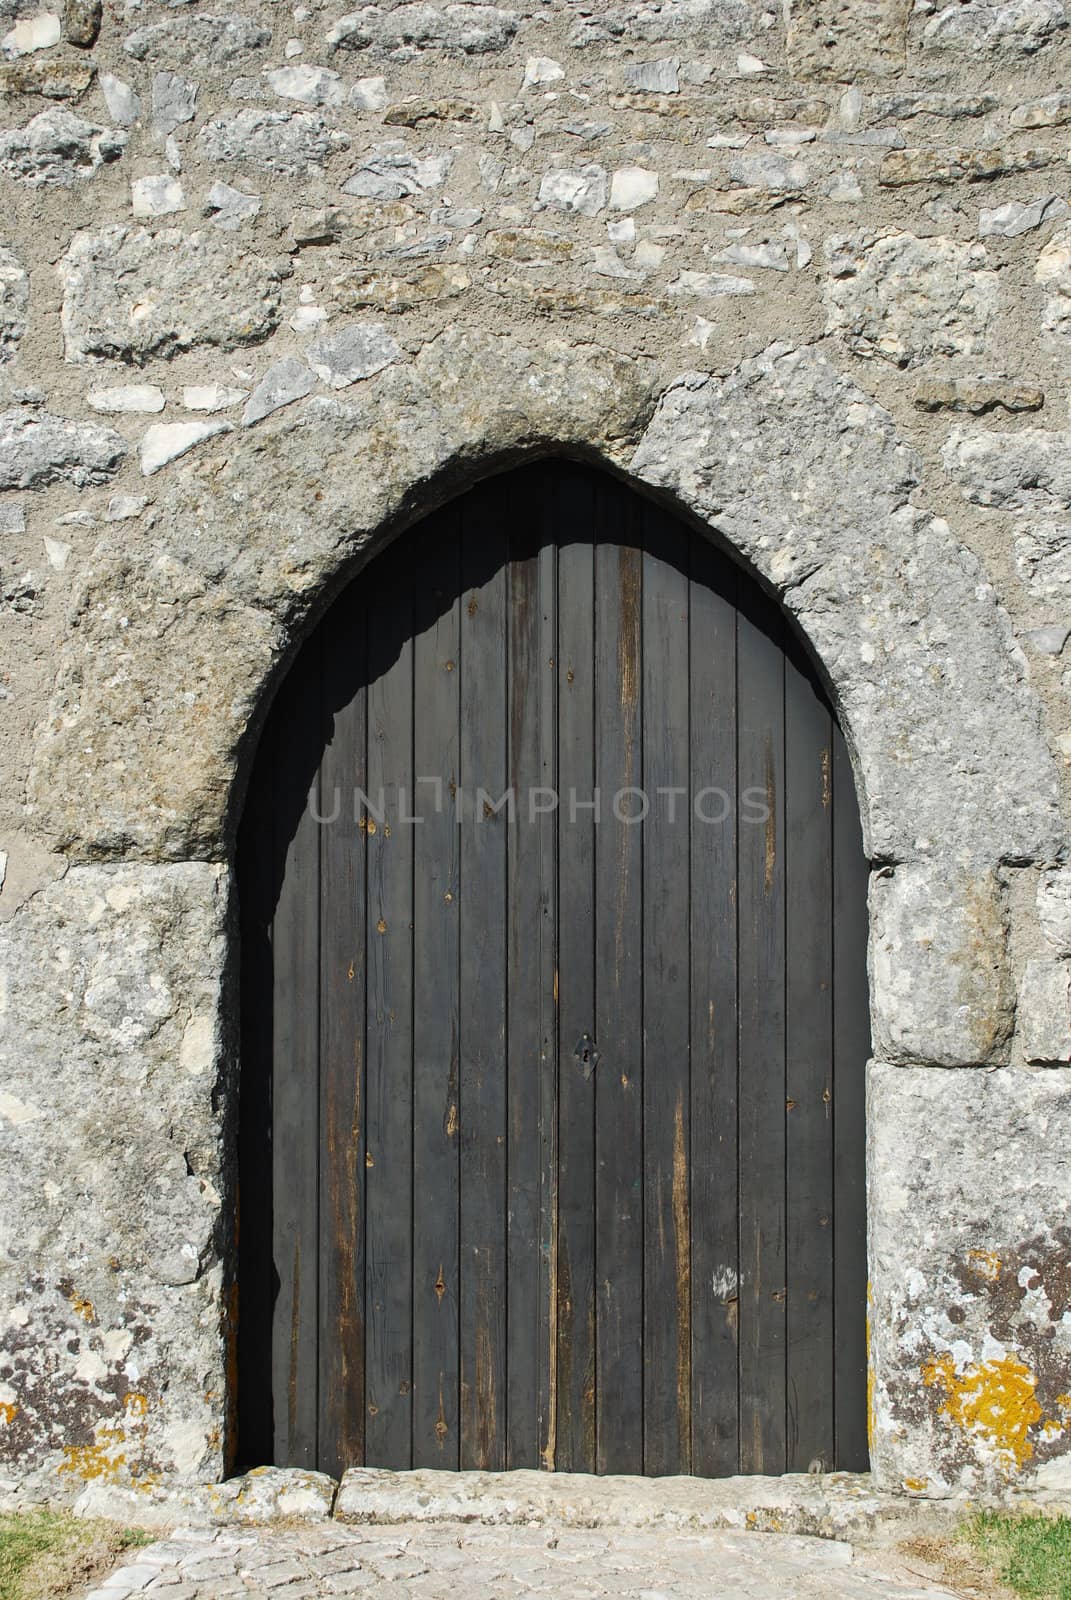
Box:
[234,455,871,1480]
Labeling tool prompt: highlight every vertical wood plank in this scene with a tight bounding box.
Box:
[832,726,870,1471]
[736,598,787,1476]
[555,470,598,1475]
[364,547,415,1468]
[506,471,553,1468]
[593,485,644,1475]
[318,594,368,1477]
[270,644,323,1469]
[687,533,740,1479]
[458,483,509,1471]
[412,514,462,1469]
[236,708,278,1470]
[784,647,835,1472]
[641,510,692,1477]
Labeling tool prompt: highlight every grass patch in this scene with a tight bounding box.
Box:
[962,1511,1071,1600]
[0,1509,150,1600]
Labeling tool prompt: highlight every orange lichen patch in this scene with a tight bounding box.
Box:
[0,1402,17,1425]
[58,1423,128,1483]
[923,1352,1048,1472]
[902,1477,928,1493]
[965,1250,1002,1283]
[68,1292,96,1323]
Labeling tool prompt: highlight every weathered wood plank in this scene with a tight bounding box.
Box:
[593,487,644,1476]
[687,532,740,1479]
[412,515,462,1469]
[554,469,598,1474]
[458,484,509,1471]
[318,592,368,1477]
[785,644,835,1472]
[364,546,415,1468]
[736,596,788,1476]
[641,510,693,1477]
[270,640,324,1469]
[832,726,871,1472]
[505,472,552,1469]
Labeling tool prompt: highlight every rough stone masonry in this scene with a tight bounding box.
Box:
[0,0,1070,1510]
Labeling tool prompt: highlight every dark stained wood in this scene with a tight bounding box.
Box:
[269,650,323,1469]
[363,546,415,1468]
[318,598,369,1479]
[458,484,509,1471]
[736,596,788,1476]
[784,646,835,1472]
[593,493,644,1475]
[641,510,693,1477]
[832,727,871,1472]
[412,517,462,1469]
[687,532,740,1478]
[238,460,871,1483]
[555,469,598,1474]
[506,479,553,1469]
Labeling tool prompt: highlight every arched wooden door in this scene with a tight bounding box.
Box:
[237,461,870,1481]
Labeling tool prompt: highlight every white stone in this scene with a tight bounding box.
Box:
[0,501,25,533]
[978,195,1069,237]
[342,143,454,199]
[285,37,303,57]
[139,420,230,476]
[305,324,401,388]
[606,218,635,245]
[105,493,148,521]
[289,304,327,333]
[87,384,166,415]
[182,385,247,413]
[1,13,60,56]
[736,51,767,72]
[825,231,1000,365]
[242,356,317,425]
[634,240,665,269]
[623,57,679,93]
[206,180,261,230]
[609,167,659,211]
[350,75,388,111]
[99,73,141,127]
[1019,959,1071,1063]
[264,64,344,106]
[43,534,69,570]
[538,165,607,217]
[152,71,198,136]
[131,176,186,218]
[1039,867,1071,955]
[710,239,790,271]
[1024,623,1070,654]
[729,151,810,191]
[667,270,756,296]
[522,56,563,87]
[589,245,643,280]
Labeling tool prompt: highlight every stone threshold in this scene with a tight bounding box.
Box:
[59,1465,1071,1547]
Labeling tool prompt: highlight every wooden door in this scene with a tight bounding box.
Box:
[236,461,870,1479]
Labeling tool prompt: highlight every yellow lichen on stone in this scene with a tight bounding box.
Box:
[965,1249,1002,1282]
[58,1422,128,1483]
[923,1351,1045,1472]
[902,1477,928,1492]
[0,1402,16,1425]
[68,1292,95,1323]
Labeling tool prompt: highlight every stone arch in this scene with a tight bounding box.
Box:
[9,332,1068,1499]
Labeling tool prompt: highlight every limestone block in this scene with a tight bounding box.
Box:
[197,108,350,174]
[824,232,999,366]
[631,346,1063,866]
[869,1062,1071,1491]
[264,63,345,106]
[1014,522,1071,603]
[341,142,454,198]
[0,245,26,362]
[305,323,401,388]
[1011,90,1071,127]
[879,147,1057,187]
[912,378,1043,413]
[242,356,316,425]
[139,419,230,475]
[123,13,270,70]
[62,0,100,47]
[0,407,124,488]
[978,195,1068,238]
[60,226,284,363]
[943,427,1071,509]
[0,58,95,97]
[1038,866,1071,955]
[326,5,519,54]
[870,865,1013,1066]
[1018,959,1071,1061]
[784,0,911,80]
[0,108,125,185]
[0,862,230,1492]
[151,69,198,136]
[922,0,1069,55]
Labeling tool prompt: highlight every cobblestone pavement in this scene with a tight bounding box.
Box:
[83,1520,960,1599]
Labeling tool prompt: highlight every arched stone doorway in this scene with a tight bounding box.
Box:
[236,459,871,1480]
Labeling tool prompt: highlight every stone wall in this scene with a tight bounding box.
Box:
[0,0,1070,1504]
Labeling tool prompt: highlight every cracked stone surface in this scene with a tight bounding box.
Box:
[83,1521,961,1600]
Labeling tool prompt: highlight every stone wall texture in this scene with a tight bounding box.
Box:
[0,0,1070,1504]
